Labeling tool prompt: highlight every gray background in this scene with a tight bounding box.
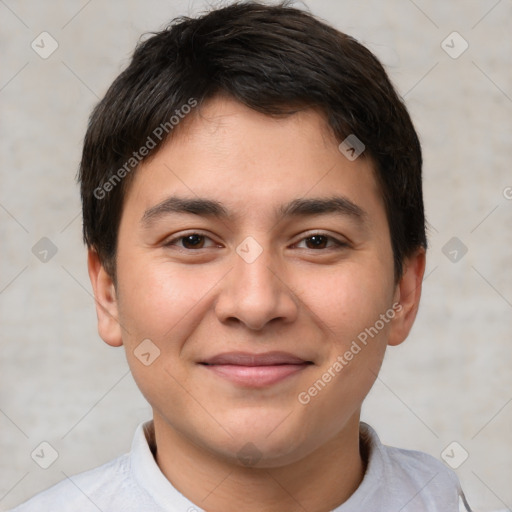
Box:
[1,0,511,510]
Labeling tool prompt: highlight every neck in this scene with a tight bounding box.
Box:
[152,413,365,512]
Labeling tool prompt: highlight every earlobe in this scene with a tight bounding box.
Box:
[87,249,124,347]
[388,248,426,347]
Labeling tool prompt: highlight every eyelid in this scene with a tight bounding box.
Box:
[162,230,350,250]
[163,230,221,248]
[291,230,350,247]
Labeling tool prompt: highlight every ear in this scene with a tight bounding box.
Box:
[87,249,123,347]
[388,248,426,347]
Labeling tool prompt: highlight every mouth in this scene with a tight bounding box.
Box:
[199,351,314,387]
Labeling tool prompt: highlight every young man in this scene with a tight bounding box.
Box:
[12,2,472,511]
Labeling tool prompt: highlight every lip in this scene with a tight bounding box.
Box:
[199,351,313,387]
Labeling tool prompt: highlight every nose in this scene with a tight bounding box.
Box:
[214,243,299,331]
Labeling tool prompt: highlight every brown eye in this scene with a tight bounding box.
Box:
[164,233,218,250]
[181,234,205,249]
[305,235,329,249]
[296,233,347,250]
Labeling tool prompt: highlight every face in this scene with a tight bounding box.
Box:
[89,96,424,468]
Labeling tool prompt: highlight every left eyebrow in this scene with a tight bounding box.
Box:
[278,197,367,223]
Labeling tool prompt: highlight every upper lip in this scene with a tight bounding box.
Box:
[200,351,312,366]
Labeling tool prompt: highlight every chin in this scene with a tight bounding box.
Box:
[207,418,314,468]
[216,437,312,469]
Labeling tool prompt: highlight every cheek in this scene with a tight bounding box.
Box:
[294,266,394,433]
[115,261,215,412]
[295,259,394,346]
[294,258,395,412]
[116,257,218,347]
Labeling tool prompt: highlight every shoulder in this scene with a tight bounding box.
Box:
[361,422,460,485]
[382,444,468,510]
[9,453,130,512]
[385,441,461,486]
[357,422,467,511]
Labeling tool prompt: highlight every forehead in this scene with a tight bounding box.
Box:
[122,96,383,225]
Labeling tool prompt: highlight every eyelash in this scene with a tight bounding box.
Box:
[163,231,349,251]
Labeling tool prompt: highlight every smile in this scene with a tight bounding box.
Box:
[199,352,314,387]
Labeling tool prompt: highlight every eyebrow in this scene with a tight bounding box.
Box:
[141,195,367,227]
[141,197,231,226]
[279,197,366,221]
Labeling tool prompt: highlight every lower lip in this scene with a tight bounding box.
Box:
[201,364,310,387]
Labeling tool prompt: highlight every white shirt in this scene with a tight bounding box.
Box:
[10,421,472,511]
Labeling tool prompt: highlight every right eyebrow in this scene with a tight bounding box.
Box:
[141,196,232,228]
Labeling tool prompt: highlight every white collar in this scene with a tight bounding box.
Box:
[130,420,201,511]
[129,420,465,511]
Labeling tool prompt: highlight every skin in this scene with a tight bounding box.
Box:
[88,96,425,512]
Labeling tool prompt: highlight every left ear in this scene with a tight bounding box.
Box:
[388,247,426,347]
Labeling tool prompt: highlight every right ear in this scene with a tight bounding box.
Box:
[87,249,123,347]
